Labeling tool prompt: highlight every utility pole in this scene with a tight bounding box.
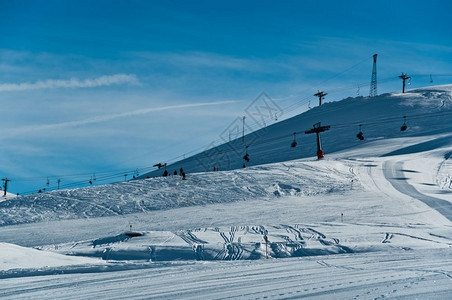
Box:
[2,178,11,196]
[398,73,411,93]
[242,116,245,143]
[305,122,331,159]
[369,54,378,97]
[314,90,327,106]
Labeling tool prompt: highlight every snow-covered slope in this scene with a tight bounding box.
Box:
[0,85,451,299]
[140,85,452,177]
[0,159,356,226]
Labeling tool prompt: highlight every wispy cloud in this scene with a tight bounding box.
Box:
[0,74,139,92]
[132,51,254,71]
[6,100,237,137]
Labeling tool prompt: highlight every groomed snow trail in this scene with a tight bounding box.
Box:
[384,160,452,221]
[1,249,450,299]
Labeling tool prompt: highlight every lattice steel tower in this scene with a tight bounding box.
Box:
[369,54,378,97]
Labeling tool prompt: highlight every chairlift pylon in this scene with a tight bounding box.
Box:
[400,116,408,131]
[356,124,364,140]
[291,132,298,148]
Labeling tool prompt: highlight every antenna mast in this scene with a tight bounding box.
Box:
[369,54,378,97]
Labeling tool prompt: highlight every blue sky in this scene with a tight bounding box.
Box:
[1,0,451,194]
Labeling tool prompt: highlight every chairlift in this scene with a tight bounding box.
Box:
[243,146,250,162]
[291,132,298,148]
[89,174,95,185]
[400,116,408,131]
[356,124,364,140]
[153,163,167,169]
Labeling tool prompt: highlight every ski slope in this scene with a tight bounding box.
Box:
[140,85,452,178]
[0,86,451,299]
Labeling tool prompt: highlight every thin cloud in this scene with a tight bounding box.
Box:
[0,74,139,92]
[6,100,237,136]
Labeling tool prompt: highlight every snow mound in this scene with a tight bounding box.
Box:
[37,223,451,262]
[0,242,104,272]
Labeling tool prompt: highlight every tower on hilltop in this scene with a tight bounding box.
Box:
[369,54,378,97]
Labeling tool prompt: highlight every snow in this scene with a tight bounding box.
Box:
[0,242,104,271]
[0,85,451,299]
[0,191,16,203]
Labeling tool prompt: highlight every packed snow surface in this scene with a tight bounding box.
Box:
[0,86,451,299]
